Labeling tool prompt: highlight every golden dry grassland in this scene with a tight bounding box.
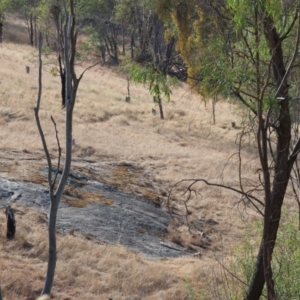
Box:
[0,17,273,299]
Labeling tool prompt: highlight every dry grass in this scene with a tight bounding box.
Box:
[0,18,269,299]
[0,205,219,300]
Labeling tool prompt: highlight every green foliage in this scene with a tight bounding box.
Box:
[262,95,279,112]
[272,219,300,299]
[157,0,299,117]
[229,215,300,299]
[36,0,107,28]
[227,0,254,34]
[114,0,128,20]
[182,278,205,300]
[230,221,261,295]
[75,0,106,14]
[191,37,230,98]
[50,66,59,77]
[0,0,10,16]
[265,0,284,21]
[4,0,40,16]
[42,45,51,56]
[118,53,133,76]
[227,0,283,36]
[130,63,178,101]
[114,0,157,27]
[157,0,231,102]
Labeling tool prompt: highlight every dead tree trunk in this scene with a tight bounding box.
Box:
[130,33,135,59]
[42,12,75,295]
[0,22,3,44]
[121,20,125,55]
[30,14,34,46]
[5,206,16,239]
[34,16,37,47]
[35,1,100,295]
[212,97,216,125]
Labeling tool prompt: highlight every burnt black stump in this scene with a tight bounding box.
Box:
[6,206,16,239]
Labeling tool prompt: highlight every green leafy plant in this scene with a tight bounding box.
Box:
[228,215,300,299]
[130,63,178,119]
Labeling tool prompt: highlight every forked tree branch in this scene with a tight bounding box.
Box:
[288,12,300,165]
[40,1,100,295]
[168,179,264,217]
[34,32,53,193]
[280,8,299,41]
[181,186,201,231]
[50,115,62,191]
[230,88,258,116]
[214,255,249,288]
[42,9,74,297]
[78,61,101,82]
[275,10,300,98]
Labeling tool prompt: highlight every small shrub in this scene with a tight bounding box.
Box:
[227,214,300,299]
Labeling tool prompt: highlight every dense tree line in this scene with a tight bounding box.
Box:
[0,0,187,79]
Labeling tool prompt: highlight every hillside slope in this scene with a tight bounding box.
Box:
[0,37,259,299]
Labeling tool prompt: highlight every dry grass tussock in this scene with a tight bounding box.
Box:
[0,205,218,300]
[0,24,268,298]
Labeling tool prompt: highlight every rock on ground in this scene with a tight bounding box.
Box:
[0,173,188,258]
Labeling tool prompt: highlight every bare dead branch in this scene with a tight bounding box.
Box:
[209,1,232,21]
[34,32,53,192]
[290,175,300,230]
[78,61,102,82]
[280,9,299,41]
[238,131,245,194]
[241,31,257,67]
[230,88,258,116]
[168,179,264,217]
[181,185,202,232]
[50,115,62,191]
[275,10,300,98]
[220,142,242,185]
[236,87,259,102]
[214,255,249,288]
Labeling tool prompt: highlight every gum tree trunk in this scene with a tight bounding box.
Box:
[245,8,299,300]
[42,10,75,295]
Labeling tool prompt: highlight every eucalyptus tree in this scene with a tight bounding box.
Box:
[0,1,6,43]
[130,63,178,119]
[114,0,184,77]
[163,0,300,299]
[34,0,100,296]
[4,0,40,45]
